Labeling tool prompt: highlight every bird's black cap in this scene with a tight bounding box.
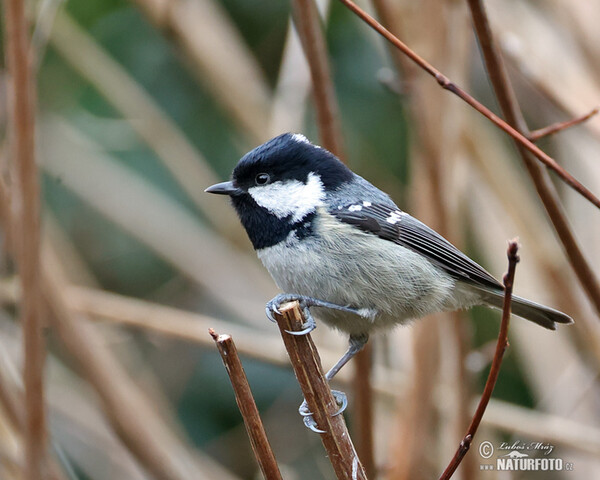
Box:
[230,133,353,191]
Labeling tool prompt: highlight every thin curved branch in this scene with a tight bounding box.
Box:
[336,0,600,210]
[439,240,519,480]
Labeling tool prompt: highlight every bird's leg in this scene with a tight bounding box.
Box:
[325,333,369,382]
[265,293,364,335]
[299,333,369,433]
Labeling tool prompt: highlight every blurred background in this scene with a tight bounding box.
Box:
[1,0,600,478]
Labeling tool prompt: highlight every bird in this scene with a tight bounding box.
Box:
[205,132,573,431]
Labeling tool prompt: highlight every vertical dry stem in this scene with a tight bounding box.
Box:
[2,0,46,478]
[292,1,375,467]
[291,0,346,160]
[275,302,367,479]
[353,341,375,479]
[209,329,282,480]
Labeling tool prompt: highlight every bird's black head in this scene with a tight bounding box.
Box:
[205,133,353,249]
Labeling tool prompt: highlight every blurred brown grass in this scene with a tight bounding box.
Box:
[1,0,600,479]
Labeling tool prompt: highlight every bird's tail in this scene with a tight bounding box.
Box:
[482,292,573,330]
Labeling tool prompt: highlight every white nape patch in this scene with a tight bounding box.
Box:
[386,210,403,224]
[291,133,310,145]
[362,201,372,207]
[248,172,325,222]
[348,204,362,212]
[357,308,378,321]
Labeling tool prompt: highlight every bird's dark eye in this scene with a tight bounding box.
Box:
[255,173,270,185]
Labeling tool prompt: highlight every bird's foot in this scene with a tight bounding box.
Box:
[298,390,348,433]
[265,294,362,335]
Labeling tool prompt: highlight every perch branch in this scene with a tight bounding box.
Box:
[336,0,600,210]
[292,0,346,160]
[209,329,282,480]
[463,0,600,318]
[529,106,599,142]
[3,0,46,478]
[439,240,519,480]
[274,302,367,479]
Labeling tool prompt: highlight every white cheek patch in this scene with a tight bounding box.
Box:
[248,172,325,222]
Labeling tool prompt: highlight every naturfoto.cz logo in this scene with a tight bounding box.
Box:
[478,440,574,472]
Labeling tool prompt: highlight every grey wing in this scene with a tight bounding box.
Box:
[330,202,503,291]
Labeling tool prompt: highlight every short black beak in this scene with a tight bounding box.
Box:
[204,181,241,196]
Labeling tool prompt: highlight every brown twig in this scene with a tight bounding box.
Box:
[209,329,283,480]
[439,240,519,480]
[529,107,600,142]
[274,302,367,479]
[336,0,600,210]
[3,0,46,478]
[463,0,600,318]
[292,0,346,160]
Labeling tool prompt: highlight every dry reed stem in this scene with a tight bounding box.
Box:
[529,107,600,142]
[49,11,241,240]
[40,117,274,326]
[2,0,46,478]
[464,0,600,320]
[439,241,519,480]
[336,0,600,210]
[39,266,217,480]
[269,18,312,135]
[483,398,600,456]
[0,364,24,433]
[56,284,599,453]
[0,167,233,480]
[131,0,271,143]
[370,3,474,477]
[0,346,78,480]
[275,302,367,480]
[352,341,375,479]
[291,0,346,160]
[2,281,597,455]
[462,121,600,369]
[209,330,283,480]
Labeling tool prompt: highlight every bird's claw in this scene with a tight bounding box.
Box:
[298,390,348,433]
[331,390,348,416]
[265,294,320,335]
[303,415,325,433]
[284,315,316,335]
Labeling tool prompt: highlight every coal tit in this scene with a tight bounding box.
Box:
[206,133,573,427]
